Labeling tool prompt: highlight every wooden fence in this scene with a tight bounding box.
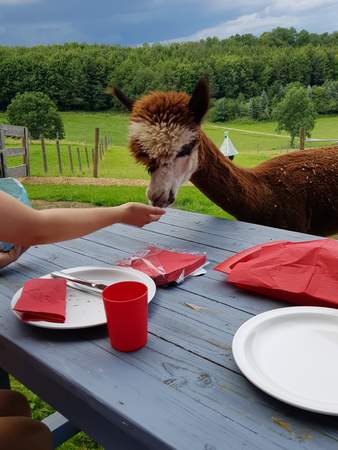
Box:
[0,125,30,178]
[39,128,112,178]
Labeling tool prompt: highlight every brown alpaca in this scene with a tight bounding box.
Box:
[111,79,338,236]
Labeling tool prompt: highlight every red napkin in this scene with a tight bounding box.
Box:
[14,278,67,323]
[118,246,207,286]
[214,239,338,308]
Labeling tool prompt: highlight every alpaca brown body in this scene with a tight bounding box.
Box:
[194,133,338,235]
[111,80,338,236]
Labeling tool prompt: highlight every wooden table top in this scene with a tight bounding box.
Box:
[0,208,336,450]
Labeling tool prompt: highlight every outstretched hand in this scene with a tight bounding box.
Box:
[0,246,28,269]
[119,202,165,228]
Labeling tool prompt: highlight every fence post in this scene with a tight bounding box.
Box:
[76,147,82,173]
[56,137,62,175]
[40,135,48,174]
[85,146,90,169]
[93,128,99,178]
[23,127,30,176]
[299,128,305,151]
[0,128,5,178]
[67,145,74,175]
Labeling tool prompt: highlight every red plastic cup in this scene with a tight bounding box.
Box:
[102,281,148,352]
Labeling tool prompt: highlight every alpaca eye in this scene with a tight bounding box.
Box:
[176,141,195,158]
[148,160,157,174]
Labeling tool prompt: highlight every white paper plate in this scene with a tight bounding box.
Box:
[11,266,156,330]
[232,307,338,415]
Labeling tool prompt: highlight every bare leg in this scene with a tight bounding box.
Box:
[0,390,52,450]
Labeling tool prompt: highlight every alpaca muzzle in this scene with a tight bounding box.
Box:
[147,189,175,208]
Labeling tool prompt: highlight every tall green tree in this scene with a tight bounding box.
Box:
[274,85,316,147]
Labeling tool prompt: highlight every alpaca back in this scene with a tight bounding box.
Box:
[254,146,338,235]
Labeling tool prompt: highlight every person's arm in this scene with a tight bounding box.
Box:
[0,191,165,247]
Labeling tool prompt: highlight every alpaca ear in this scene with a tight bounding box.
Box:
[188,78,209,124]
[104,86,134,111]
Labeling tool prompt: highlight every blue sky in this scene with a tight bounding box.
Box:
[0,0,338,46]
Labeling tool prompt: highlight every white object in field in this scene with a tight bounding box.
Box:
[232,307,338,415]
[220,132,238,157]
[305,138,338,142]
[11,266,156,330]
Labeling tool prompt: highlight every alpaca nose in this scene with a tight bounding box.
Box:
[149,191,166,207]
[149,190,174,207]
[168,190,175,205]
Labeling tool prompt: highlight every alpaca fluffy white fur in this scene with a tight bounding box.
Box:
[129,120,196,160]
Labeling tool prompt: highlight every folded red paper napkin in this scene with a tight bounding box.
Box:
[14,278,67,323]
[118,246,207,286]
[214,239,338,308]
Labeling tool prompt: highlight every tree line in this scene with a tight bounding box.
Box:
[0,27,338,116]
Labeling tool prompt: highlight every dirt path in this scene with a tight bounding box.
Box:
[20,177,149,186]
[20,176,192,187]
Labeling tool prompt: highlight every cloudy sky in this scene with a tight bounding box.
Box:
[0,0,337,46]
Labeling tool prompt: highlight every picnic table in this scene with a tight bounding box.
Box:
[0,208,337,450]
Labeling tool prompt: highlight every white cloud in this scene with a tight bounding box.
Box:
[162,0,338,43]
[168,12,298,42]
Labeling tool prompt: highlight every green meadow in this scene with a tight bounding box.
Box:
[1,112,337,178]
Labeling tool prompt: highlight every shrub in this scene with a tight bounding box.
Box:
[7,92,64,139]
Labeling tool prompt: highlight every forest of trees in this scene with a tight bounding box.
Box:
[1,27,338,120]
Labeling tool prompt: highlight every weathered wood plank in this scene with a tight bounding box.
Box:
[21,227,282,317]
[9,242,282,318]
[84,146,90,169]
[76,147,82,173]
[2,261,338,449]
[67,145,74,175]
[0,124,25,137]
[42,412,79,448]
[84,227,230,262]
[0,264,336,448]
[40,137,48,173]
[23,127,30,176]
[93,128,99,178]
[1,215,334,450]
[56,139,62,175]
[157,209,319,243]
[109,222,261,253]
[6,165,27,177]
[0,306,274,450]
[96,331,338,449]
[1,147,25,157]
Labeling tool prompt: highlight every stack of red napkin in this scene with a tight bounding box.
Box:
[214,239,338,308]
[14,278,67,323]
[118,246,207,286]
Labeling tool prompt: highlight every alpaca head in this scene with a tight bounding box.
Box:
[113,79,209,207]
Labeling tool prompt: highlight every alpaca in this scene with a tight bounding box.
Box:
[111,79,338,236]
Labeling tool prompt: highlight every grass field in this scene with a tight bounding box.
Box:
[24,184,234,219]
[1,112,337,178]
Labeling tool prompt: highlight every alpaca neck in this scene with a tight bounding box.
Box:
[190,132,266,221]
